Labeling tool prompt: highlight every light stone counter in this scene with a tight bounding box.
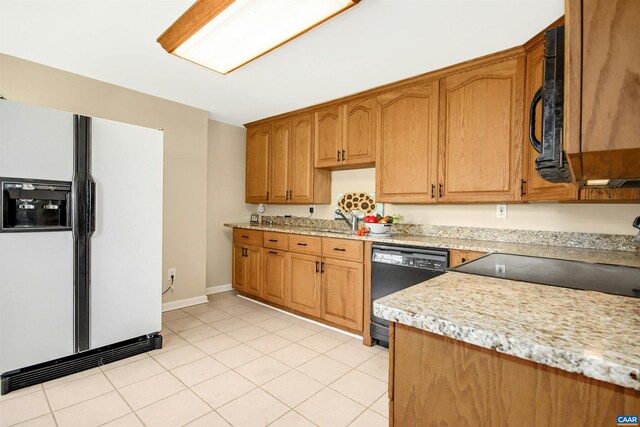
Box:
[224,223,640,267]
[373,272,640,390]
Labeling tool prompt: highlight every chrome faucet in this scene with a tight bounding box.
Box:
[335,209,359,232]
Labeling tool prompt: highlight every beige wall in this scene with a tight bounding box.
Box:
[206,120,252,288]
[259,168,640,236]
[0,54,209,303]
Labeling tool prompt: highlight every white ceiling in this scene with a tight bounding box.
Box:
[0,0,563,126]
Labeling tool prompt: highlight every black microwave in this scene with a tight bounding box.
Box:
[529,25,572,184]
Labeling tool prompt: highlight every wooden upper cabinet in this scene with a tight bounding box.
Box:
[245,124,270,203]
[343,97,376,167]
[247,114,330,205]
[522,37,577,202]
[269,119,290,204]
[289,114,314,203]
[314,106,343,168]
[438,56,524,203]
[566,0,640,181]
[376,80,439,203]
[314,98,377,169]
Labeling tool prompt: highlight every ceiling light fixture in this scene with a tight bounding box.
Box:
[157,0,360,75]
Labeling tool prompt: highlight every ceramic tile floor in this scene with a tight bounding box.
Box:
[0,291,389,427]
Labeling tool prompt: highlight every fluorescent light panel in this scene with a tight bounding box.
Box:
[163,0,358,74]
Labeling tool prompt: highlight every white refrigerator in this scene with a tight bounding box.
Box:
[0,99,163,394]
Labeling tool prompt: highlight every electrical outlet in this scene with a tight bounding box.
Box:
[167,268,176,281]
[496,204,507,219]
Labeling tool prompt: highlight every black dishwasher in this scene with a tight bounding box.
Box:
[370,244,448,347]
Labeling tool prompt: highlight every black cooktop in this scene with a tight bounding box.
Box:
[451,253,640,298]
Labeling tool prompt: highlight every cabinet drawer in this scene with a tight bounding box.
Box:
[288,234,322,256]
[233,228,263,246]
[322,237,363,262]
[263,231,288,250]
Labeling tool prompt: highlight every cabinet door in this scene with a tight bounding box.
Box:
[289,114,314,203]
[245,245,263,297]
[522,41,577,201]
[321,258,363,331]
[439,57,524,203]
[376,80,439,203]
[578,0,640,180]
[287,253,321,317]
[344,97,376,166]
[270,119,290,203]
[232,244,246,292]
[263,249,287,305]
[314,106,343,168]
[246,124,270,203]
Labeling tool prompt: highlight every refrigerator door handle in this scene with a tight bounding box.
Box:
[88,179,96,235]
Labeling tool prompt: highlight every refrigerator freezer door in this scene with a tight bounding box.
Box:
[89,118,163,349]
[0,100,74,374]
[0,233,75,373]
[0,100,73,180]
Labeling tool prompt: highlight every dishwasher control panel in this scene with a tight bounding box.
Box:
[372,247,447,272]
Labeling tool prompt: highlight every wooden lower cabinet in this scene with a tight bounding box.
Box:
[262,249,287,305]
[232,243,262,296]
[287,252,322,317]
[233,231,364,334]
[321,258,364,331]
[389,322,640,426]
[448,249,487,268]
[232,244,246,292]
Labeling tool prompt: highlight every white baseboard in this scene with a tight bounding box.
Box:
[162,295,208,312]
[206,283,233,295]
[237,295,362,340]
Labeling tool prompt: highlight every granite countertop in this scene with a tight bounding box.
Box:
[225,223,640,267]
[373,272,640,390]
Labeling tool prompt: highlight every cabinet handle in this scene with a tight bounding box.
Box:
[439,183,443,198]
[337,150,341,162]
[315,260,319,273]
[286,190,290,200]
[241,235,249,239]
[266,191,269,200]
[268,239,278,242]
[342,149,345,161]
[268,250,278,255]
[333,247,346,252]
[242,248,247,257]
[321,262,325,273]
[431,184,435,199]
[296,243,308,246]
[461,257,467,263]
[520,179,526,197]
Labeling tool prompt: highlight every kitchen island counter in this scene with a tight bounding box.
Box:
[373,271,640,390]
